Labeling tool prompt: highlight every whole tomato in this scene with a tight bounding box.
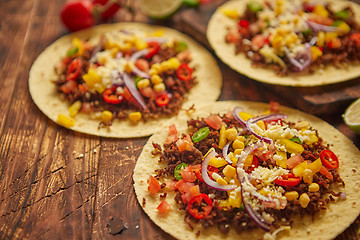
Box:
[92,0,121,21]
[60,0,95,32]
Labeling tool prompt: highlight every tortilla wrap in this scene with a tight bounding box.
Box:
[29,22,222,138]
[133,100,360,240]
[207,0,360,87]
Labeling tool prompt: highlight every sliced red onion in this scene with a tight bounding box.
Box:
[145,37,167,43]
[129,49,150,79]
[222,141,233,164]
[306,20,341,32]
[123,73,147,109]
[232,107,247,128]
[285,46,312,72]
[111,70,124,86]
[339,192,347,200]
[201,149,237,191]
[246,114,287,144]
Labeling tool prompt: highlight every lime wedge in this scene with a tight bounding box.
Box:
[139,0,183,19]
[343,98,360,135]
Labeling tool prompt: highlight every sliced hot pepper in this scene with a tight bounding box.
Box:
[103,87,124,104]
[238,19,250,29]
[192,127,210,143]
[67,58,82,81]
[187,194,213,219]
[176,63,193,81]
[174,163,189,180]
[144,41,160,59]
[155,92,170,107]
[319,149,339,169]
[274,173,301,187]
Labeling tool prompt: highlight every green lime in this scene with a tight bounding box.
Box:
[139,0,183,20]
[343,98,360,135]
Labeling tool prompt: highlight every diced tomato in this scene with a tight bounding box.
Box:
[168,124,178,136]
[165,180,177,190]
[135,58,150,72]
[60,80,78,94]
[238,19,250,29]
[140,86,155,98]
[78,84,88,94]
[192,164,204,182]
[251,34,266,49]
[350,33,360,48]
[81,102,92,113]
[287,154,304,169]
[204,114,223,130]
[147,175,161,194]
[157,200,171,214]
[225,31,240,43]
[176,139,192,151]
[270,101,280,113]
[187,194,213,219]
[181,191,193,204]
[207,165,219,180]
[274,173,301,187]
[175,179,195,194]
[254,149,275,162]
[190,185,200,197]
[181,166,197,183]
[320,166,333,180]
[122,87,137,103]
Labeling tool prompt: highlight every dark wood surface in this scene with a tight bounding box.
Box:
[0,0,359,239]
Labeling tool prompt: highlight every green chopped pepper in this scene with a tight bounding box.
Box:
[290,137,302,145]
[174,163,188,180]
[175,40,188,53]
[192,127,210,143]
[247,1,263,13]
[335,10,350,20]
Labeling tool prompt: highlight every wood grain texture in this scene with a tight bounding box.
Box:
[0,0,359,239]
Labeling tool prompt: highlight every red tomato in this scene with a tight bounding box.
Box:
[238,19,250,29]
[81,102,93,113]
[286,154,304,169]
[165,180,177,190]
[274,173,301,187]
[204,114,223,130]
[319,150,339,169]
[168,124,178,136]
[350,33,360,48]
[148,175,161,194]
[135,58,150,72]
[157,200,171,214]
[60,80,78,94]
[270,101,280,113]
[251,34,266,49]
[175,179,195,194]
[187,194,213,219]
[225,31,240,43]
[181,166,197,183]
[189,185,200,197]
[140,86,155,98]
[92,0,121,21]
[60,0,95,32]
[181,191,193,204]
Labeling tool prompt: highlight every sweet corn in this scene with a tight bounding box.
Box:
[151,74,163,85]
[285,191,299,201]
[167,57,181,69]
[309,183,320,192]
[137,79,150,89]
[311,46,323,61]
[317,32,325,47]
[101,110,113,122]
[234,149,243,155]
[225,128,238,141]
[134,38,148,50]
[303,169,314,184]
[239,112,254,121]
[124,61,134,73]
[68,100,82,117]
[129,112,142,122]
[233,139,244,149]
[83,68,102,88]
[218,125,227,149]
[221,8,239,19]
[150,63,161,73]
[299,193,310,208]
[57,114,75,128]
[223,165,236,178]
[153,83,166,92]
[244,155,254,167]
[160,61,172,72]
[314,5,329,18]
[271,35,283,50]
[237,136,245,142]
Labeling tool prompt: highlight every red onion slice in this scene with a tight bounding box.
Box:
[201,149,237,191]
[129,49,150,79]
[306,20,341,32]
[232,107,247,128]
[285,46,312,72]
[123,73,147,109]
[246,114,287,144]
[222,141,233,164]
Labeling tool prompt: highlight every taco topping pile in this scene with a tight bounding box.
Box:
[146,103,345,238]
[223,0,360,75]
[54,29,196,128]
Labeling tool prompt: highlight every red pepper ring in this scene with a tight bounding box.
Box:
[176,63,193,81]
[319,149,339,169]
[155,93,170,107]
[187,194,213,219]
[103,88,124,104]
[274,173,301,187]
[66,58,82,81]
[144,41,160,59]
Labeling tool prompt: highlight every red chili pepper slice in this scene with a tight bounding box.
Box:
[103,87,124,104]
[176,63,193,81]
[238,19,250,29]
[60,0,95,32]
[155,93,170,107]
[274,173,301,187]
[144,41,160,59]
[319,150,339,169]
[66,58,82,81]
[187,194,213,219]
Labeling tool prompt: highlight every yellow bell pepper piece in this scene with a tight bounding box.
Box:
[279,138,304,155]
[292,161,309,177]
[308,158,322,173]
[275,151,287,168]
[223,165,236,178]
[57,114,75,128]
[313,5,329,18]
[72,37,84,56]
[68,100,82,117]
[221,8,239,19]
[239,112,254,121]
[209,157,228,168]
[83,68,102,89]
[311,46,323,61]
[219,125,227,149]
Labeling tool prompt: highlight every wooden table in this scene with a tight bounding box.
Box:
[1,0,359,239]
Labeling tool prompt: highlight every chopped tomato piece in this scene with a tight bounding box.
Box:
[270,101,280,113]
[148,175,161,194]
[319,150,339,169]
[181,166,197,183]
[274,173,301,187]
[238,19,250,28]
[103,87,124,104]
[168,124,178,136]
[190,185,200,197]
[187,194,213,219]
[251,34,266,49]
[60,80,78,94]
[135,58,150,72]
[287,154,304,169]
[192,164,204,182]
[157,200,171,214]
[225,31,240,43]
[350,33,360,48]
[204,114,223,130]
[176,139,192,151]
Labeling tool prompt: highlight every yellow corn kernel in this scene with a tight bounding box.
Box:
[153,83,166,92]
[285,191,299,201]
[311,46,323,61]
[257,120,266,131]
[308,158,322,174]
[223,165,236,178]
[68,100,82,117]
[124,61,134,73]
[314,5,328,18]
[279,138,304,155]
[72,37,84,56]
[134,38,148,50]
[232,139,244,150]
[325,32,338,43]
[303,131,319,145]
[101,110,113,122]
[271,35,283,50]
[284,33,298,47]
[303,169,314,184]
[237,136,245,142]
[209,157,228,168]
[239,112,254,121]
[160,61,172,72]
[151,63,162,73]
[82,68,102,88]
[309,183,320,192]
[317,32,325,47]
[167,57,181,69]
[244,155,254,167]
[225,128,238,141]
[57,114,75,128]
[234,149,243,156]
[228,193,242,208]
[299,193,310,208]
[151,74,163,85]
[219,125,227,149]
[129,112,142,122]
[337,21,351,35]
[137,79,150,89]
[228,152,238,166]
[221,8,239,19]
